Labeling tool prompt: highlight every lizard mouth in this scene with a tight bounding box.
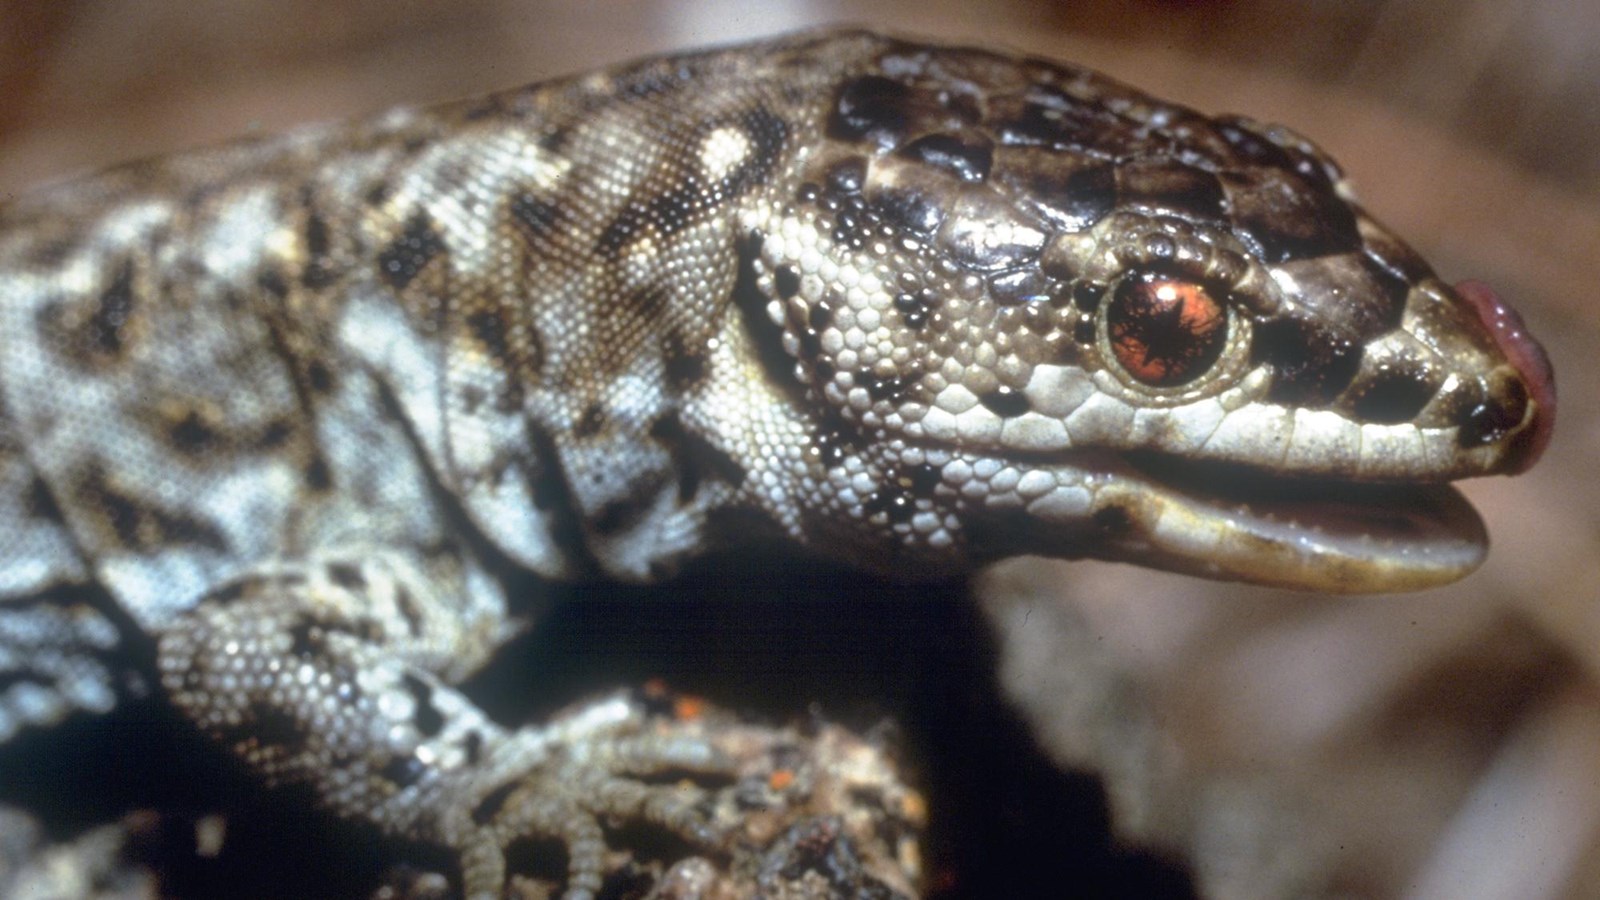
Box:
[1043,453,1488,593]
[1105,454,1488,592]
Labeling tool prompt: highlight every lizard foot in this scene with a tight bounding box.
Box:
[451,694,729,899]
[440,687,925,899]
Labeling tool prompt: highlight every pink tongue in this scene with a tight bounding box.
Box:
[1455,280,1556,472]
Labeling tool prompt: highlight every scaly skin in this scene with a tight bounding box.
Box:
[0,29,1554,896]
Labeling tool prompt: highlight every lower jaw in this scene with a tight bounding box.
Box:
[1086,453,1489,592]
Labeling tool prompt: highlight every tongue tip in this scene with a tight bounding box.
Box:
[1454,279,1556,473]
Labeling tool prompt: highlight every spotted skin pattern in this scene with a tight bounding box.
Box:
[0,29,1553,897]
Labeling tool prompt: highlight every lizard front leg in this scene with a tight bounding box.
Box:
[156,548,726,899]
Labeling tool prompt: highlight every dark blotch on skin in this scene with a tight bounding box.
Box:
[392,586,424,636]
[1116,161,1226,222]
[735,230,809,402]
[1068,164,1120,229]
[1092,505,1133,533]
[1212,119,1298,173]
[1359,255,1414,329]
[864,489,915,524]
[255,419,293,451]
[1221,168,1361,264]
[574,402,605,438]
[301,208,337,288]
[327,562,365,591]
[894,289,934,329]
[21,477,60,521]
[257,268,290,299]
[662,330,708,391]
[598,107,786,258]
[1254,319,1363,405]
[908,463,942,495]
[1071,281,1103,311]
[814,428,846,467]
[306,360,335,394]
[380,755,428,789]
[651,413,747,503]
[525,423,597,568]
[825,158,866,196]
[630,287,670,322]
[376,214,446,290]
[775,265,801,299]
[829,75,915,144]
[79,466,227,553]
[862,371,916,403]
[509,192,563,241]
[996,94,1127,151]
[720,106,789,196]
[245,704,309,752]
[829,195,883,250]
[1350,370,1435,424]
[304,456,333,492]
[88,261,137,357]
[873,182,946,235]
[287,618,321,658]
[599,185,701,256]
[808,300,833,332]
[897,132,993,182]
[1458,378,1529,448]
[472,781,520,826]
[463,308,511,363]
[400,674,445,737]
[168,409,219,454]
[979,386,1030,417]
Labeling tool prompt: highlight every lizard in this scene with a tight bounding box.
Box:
[0,27,1555,898]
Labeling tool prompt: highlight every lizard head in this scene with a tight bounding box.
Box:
[742,38,1553,591]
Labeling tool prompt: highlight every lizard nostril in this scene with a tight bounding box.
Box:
[1456,375,1528,449]
[1453,281,1555,471]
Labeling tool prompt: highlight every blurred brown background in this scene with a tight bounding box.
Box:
[2,2,1596,897]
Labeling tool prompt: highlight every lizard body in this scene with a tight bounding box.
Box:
[0,29,1553,897]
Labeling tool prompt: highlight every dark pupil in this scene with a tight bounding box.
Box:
[1107,276,1226,386]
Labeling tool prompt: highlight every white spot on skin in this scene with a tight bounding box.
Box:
[198,186,283,282]
[699,126,752,181]
[1269,267,1301,296]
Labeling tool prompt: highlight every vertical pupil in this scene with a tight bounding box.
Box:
[1107,276,1227,386]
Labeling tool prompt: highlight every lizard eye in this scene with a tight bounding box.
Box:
[1106,273,1228,387]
